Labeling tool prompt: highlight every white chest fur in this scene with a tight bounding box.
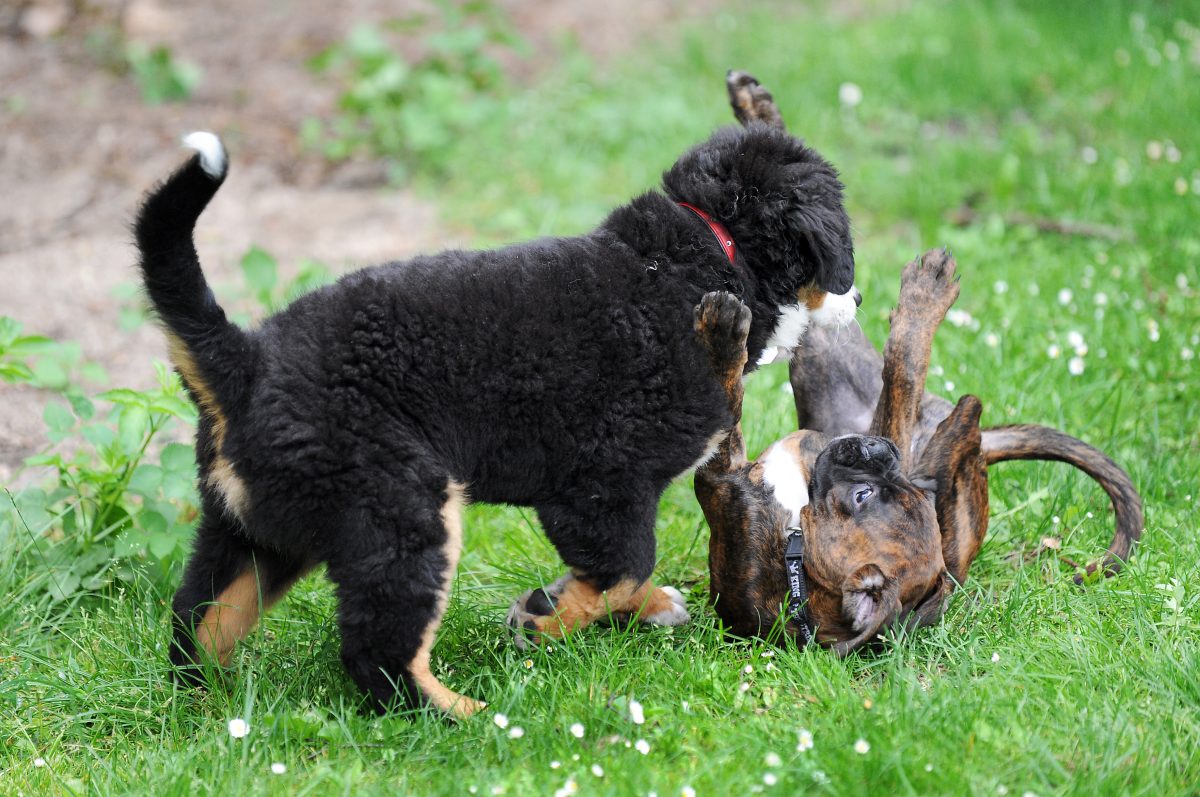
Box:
[760,442,810,527]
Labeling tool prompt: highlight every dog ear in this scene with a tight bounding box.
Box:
[912,395,989,585]
[790,196,855,296]
[832,563,901,657]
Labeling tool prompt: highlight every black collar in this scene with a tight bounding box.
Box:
[785,526,816,646]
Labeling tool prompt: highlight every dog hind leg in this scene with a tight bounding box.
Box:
[171,509,309,683]
[327,479,484,718]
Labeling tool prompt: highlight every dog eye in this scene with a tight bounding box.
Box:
[853,486,874,506]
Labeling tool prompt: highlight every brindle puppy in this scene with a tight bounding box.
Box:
[694,245,1142,653]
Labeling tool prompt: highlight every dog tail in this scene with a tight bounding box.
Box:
[134,132,254,427]
[982,425,1143,582]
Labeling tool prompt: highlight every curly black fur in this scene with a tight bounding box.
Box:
[135,122,854,713]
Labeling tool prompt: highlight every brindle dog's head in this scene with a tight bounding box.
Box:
[796,397,987,656]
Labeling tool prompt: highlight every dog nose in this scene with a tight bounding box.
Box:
[853,288,863,307]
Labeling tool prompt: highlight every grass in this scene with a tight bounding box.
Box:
[4,0,1200,794]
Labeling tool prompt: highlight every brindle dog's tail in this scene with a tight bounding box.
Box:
[982,425,1143,582]
[134,133,254,425]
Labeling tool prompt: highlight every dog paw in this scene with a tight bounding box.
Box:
[726,70,786,130]
[695,291,752,372]
[640,586,690,626]
[506,575,572,650]
[898,248,960,320]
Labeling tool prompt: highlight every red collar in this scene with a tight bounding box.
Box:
[678,202,737,264]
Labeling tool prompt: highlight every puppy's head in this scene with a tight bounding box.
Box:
[799,434,949,656]
[662,124,856,322]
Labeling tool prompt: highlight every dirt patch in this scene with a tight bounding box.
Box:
[0,0,711,481]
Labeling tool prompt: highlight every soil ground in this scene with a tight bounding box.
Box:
[0,0,707,481]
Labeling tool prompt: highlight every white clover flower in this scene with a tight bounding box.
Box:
[682,787,697,797]
[629,698,645,725]
[1182,348,1195,361]
[765,752,782,767]
[1066,330,1084,348]
[1094,292,1108,306]
[764,773,778,786]
[985,333,1000,348]
[1081,146,1098,164]
[925,764,934,772]
[509,726,525,739]
[812,771,829,785]
[1114,158,1132,185]
[944,381,956,393]
[998,786,1009,795]
[854,738,870,755]
[1166,142,1182,163]
[570,723,585,738]
[1147,141,1164,160]
[991,652,1001,663]
[493,713,509,729]
[739,682,751,693]
[1052,516,1061,525]
[33,757,46,768]
[947,309,974,328]
[993,279,1009,294]
[553,779,578,797]
[743,664,754,674]
[1069,357,1086,375]
[1057,288,1074,305]
[797,729,814,752]
[838,82,863,107]
[1177,273,1190,290]
[271,763,287,775]
[227,718,249,738]
[1047,344,1062,359]
[550,761,561,769]
[591,764,605,778]
[636,739,651,755]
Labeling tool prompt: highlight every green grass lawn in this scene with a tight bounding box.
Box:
[4,1,1200,794]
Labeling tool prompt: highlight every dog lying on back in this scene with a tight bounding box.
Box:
[135,109,860,715]
[692,74,1143,653]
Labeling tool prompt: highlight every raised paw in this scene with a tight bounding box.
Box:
[695,291,752,376]
[726,70,786,130]
[897,247,961,322]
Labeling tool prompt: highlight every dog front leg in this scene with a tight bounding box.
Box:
[869,248,960,469]
[507,493,689,648]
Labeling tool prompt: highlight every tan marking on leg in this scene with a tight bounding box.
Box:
[620,581,675,616]
[197,569,263,666]
[531,577,644,640]
[207,456,250,519]
[408,481,485,719]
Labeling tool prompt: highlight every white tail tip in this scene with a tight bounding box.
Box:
[182,131,227,179]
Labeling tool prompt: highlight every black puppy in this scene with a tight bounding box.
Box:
[135,120,859,716]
